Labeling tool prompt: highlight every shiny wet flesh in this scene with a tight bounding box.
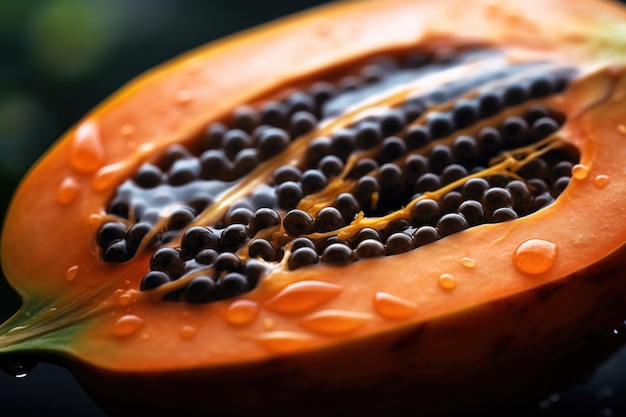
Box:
[96,47,578,303]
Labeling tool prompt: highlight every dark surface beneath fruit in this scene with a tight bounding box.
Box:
[1,1,626,416]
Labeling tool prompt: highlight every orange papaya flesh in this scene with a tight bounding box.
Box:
[2,0,626,416]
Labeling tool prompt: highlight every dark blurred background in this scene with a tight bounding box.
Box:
[0,1,625,416]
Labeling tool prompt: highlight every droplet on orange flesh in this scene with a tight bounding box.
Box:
[513,238,558,274]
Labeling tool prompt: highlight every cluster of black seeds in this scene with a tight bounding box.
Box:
[96,50,454,262]
[95,47,579,303]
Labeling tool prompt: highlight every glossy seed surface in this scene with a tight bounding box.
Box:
[92,47,577,303]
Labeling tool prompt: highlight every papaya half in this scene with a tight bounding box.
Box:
[2,0,626,416]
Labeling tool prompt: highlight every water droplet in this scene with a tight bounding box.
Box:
[225,299,259,326]
[254,331,313,353]
[460,257,476,268]
[299,309,371,335]
[88,213,104,225]
[373,292,417,320]
[56,177,81,205]
[612,320,626,335]
[0,358,37,378]
[438,273,457,290]
[263,318,275,330]
[594,174,610,188]
[6,326,28,334]
[571,164,589,180]
[137,142,156,154]
[179,325,197,340]
[264,281,343,314]
[92,161,127,192]
[513,239,557,275]
[65,265,79,281]
[175,89,193,105]
[112,315,144,337]
[70,120,105,173]
[118,292,133,306]
[120,123,135,137]
[618,124,626,134]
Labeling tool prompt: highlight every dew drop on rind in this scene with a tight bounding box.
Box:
[70,120,105,174]
[65,265,79,281]
[112,314,145,337]
[594,174,610,188]
[571,164,588,180]
[373,292,417,320]
[56,177,81,205]
[438,273,457,290]
[225,299,259,326]
[513,238,557,274]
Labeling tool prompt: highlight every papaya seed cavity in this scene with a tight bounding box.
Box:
[95,46,579,304]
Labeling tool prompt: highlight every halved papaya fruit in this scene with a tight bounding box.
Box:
[2,0,626,416]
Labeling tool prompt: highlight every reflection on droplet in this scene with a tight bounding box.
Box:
[264,280,343,314]
[373,292,417,320]
[299,309,371,335]
[594,174,610,188]
[56,177,80,205]
[175,89,193,105]
[112,315,144,337]
[120,124,135,138]
[0,358,37,378]
[88,213,104,225]
[225,299,259,326]
[571,164,589,180]
[65,265,79,281]
[70,120,105,173]
[460,257,476,268]
[254,331,313,353]
[92,162,126,192]
[118,293,133,306]
[513,238,557,275]
[438,273,457,290]
[612,320,626,336]
[263,318,275,330]
[179,325,197,340]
